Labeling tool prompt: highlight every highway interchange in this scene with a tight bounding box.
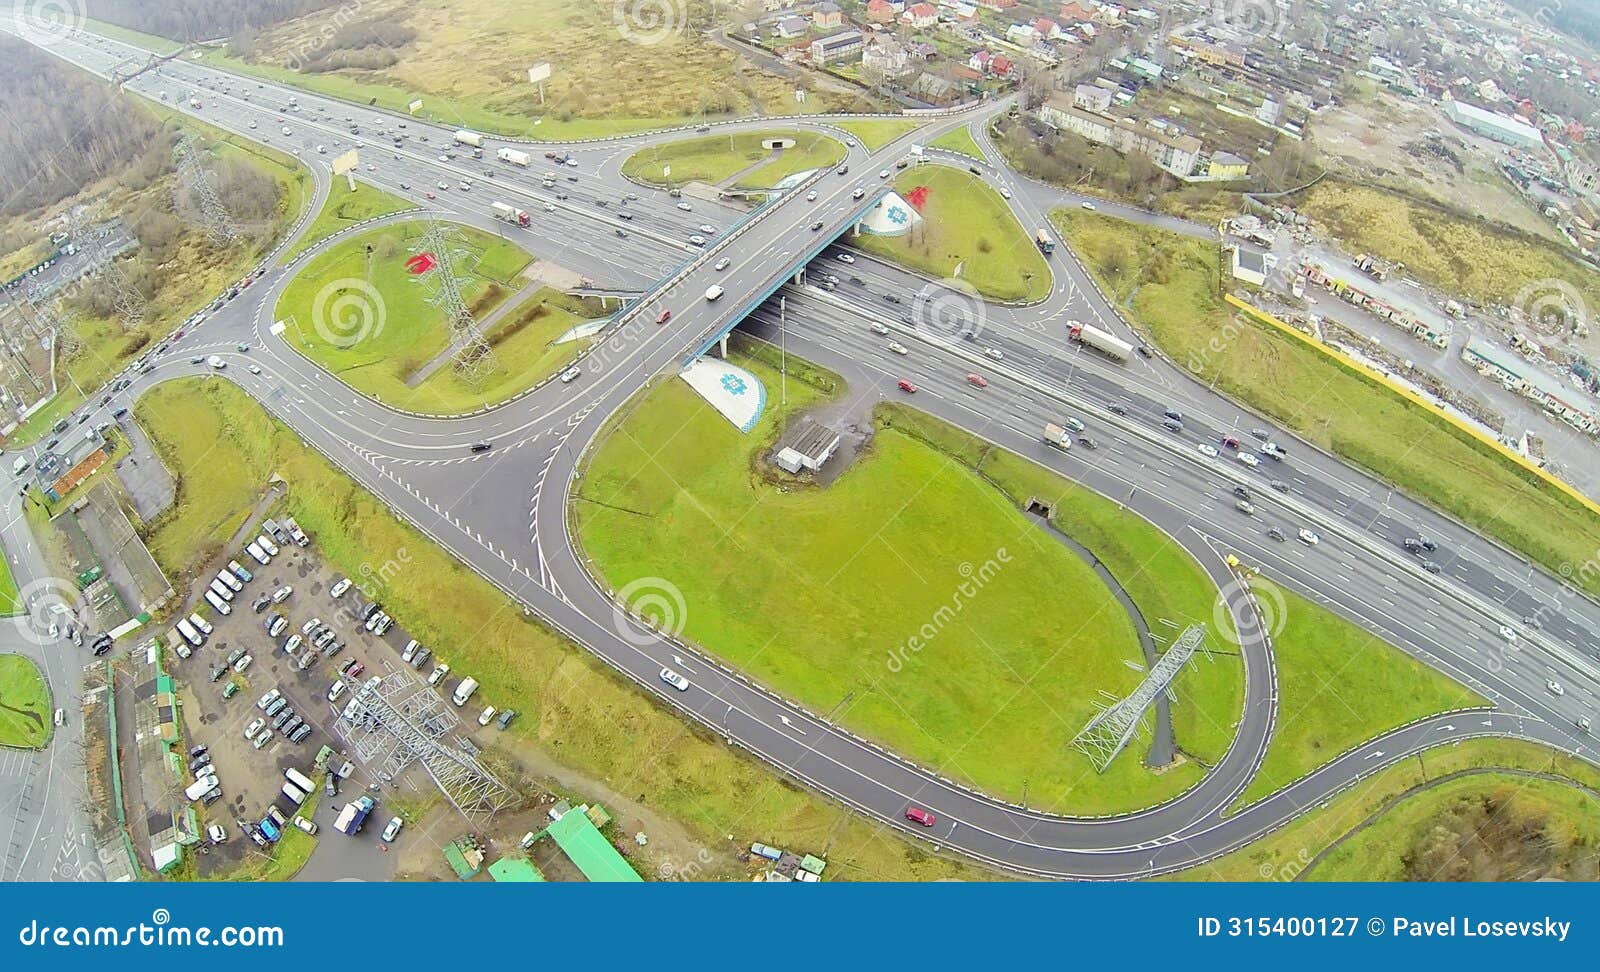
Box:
[5,22,1600,878]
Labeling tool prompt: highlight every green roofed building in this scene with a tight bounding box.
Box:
[538,806,642,882]
[488,856,546,882]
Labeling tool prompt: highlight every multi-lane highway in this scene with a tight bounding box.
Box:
[6,22,1600,878]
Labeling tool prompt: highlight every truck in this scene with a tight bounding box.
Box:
[496,147,531,167]
[282,515,310,547]
[452,677,479,707]
[1034,227,1056,254]
[1066,321,1133,363]
[334,795,375,835]
[490,202,532,227]
[453,129,484,147]
[1042,423,1073,450]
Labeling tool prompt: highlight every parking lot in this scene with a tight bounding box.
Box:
[166,513,517,871]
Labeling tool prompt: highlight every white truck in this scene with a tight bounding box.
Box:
[1066,321,1133,363]
[496,147,531,167]
[704,285,724,302]
[1042,423,1073,450]
[453,129,484,147]
[490,202,532,227]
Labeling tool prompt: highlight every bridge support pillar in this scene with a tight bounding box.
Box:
[792,268,804,286]
[716,333,729,359]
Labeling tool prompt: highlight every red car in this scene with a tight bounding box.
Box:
[425,191,436,199]
[341,659,364,678]
[897,379,917,393]
[905,806,936,827]
[1220,436,1241,450]
[655,309,672,325]
[965,373,989,388]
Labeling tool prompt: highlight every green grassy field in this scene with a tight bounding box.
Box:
[929,126,984,160]
[621,130,845,188]
[0,555,18,617]
[134,377,990,881]
[405,288,597,412]
[1307,773,1600,881]
[1056,210,1600,602]
[855,165,1050,302]
[273,222,532,411]
[577,351,1248,814]
[833,119,927,150]
[1235,582,1483,808]
[282,181,414,263]
[0,655,51,749]
[1177,738,1600,881]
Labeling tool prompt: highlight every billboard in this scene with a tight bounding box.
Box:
[528,62,552,84]
[331,149,359,176]
[407,98,424,114]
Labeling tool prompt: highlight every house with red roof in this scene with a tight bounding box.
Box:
[865,0,897,23]
[902,1,937,27]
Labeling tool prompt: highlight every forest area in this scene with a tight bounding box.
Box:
[83,0,338,43]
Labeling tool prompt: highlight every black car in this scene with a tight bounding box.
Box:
[1421,560,1441,573]
[1232,485,1251,499]
[470,442,493,453]
[1420,538,1437,551]
[1107,403,1128,415]
[112,407,128,419]
[188,744,208,758]
[881,293,901,304]
[92,633,114,656]
[189,753,212,772]
[1267,527,1286,542]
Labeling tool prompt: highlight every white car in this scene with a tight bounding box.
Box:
[676,201,692,211]
[1196,444,1218,458]
[248,364,261,375]
[805,190,818,202]
[381,816,404,842]
[253,729,273,750]
[714,257,730,271]
[232,653,253,673]
[560,366,581,383]
[697,224,715,235]
[688,234,705,246]
[246,541,269,565]
[207,355,226,369]
[1238,452,1261,468]
[1296,529,1320,546]
[478,705,497,727]
[887,341,908,355]
[207,823,227,844]
[428,663,450,686]
[870,322,889,336]
[1001,187,1012,199]
[244,717,266,740]
[1080,200,1097,210]
[281,127,290,136]
[302,617,323,636]
[983,347,1003,360]
[1498,625,1517,643]
[659,667,690,692]
[836,253,855,264]
[330,577,353,598]
[878,168,890,178]
[1546,679,1564,696]
[257,689,280,711]
[271,585,292,603]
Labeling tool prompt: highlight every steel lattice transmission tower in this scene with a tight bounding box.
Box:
[412,220,496,385]
[35,300,80,357]
[332,665,516,825]
[65,207,144,330]
[174,136,240,246]
[1072,624,1205,772]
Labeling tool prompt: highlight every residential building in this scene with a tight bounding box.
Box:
[1038,96,1203,179]
[977,0,1017,9]
[903,2,937,27]
[1032,17,1059,40]
[1073,82,1112,113]
[1059,1,1095,21]
[863,36,912,77]
[1228,246,1274,286]
[811,28,865,65]
[865,0,897,22]
[990,54,1014,76]
[774,15,808,37]
[1006,23,1037,46]
[1202,150,1250,181]
[969,49,991,73]
[812,1,844,28]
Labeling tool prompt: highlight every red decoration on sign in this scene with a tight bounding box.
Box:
[405,253,437,274]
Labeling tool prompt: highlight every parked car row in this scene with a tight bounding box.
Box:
[360,604,517,731]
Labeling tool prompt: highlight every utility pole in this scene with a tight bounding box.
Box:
[779,294,788,406]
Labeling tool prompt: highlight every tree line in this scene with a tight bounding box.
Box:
[84,0,340,43]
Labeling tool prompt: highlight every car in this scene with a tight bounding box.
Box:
[271,585,292,603]
[1498,625,1517,643]
[1522,616,1542,630]
[244,717,266,740]
[1001,187,1011,199]
[412,646,432,669]
[1266,527,1286,542]
[428,663,450,686]
[1220,436,1241,450]
[659,667,690,691]
[1107,403,1127,415]
[1161,418,1183,432]
[1296,529,1320,546]
[222,681,239,700]
[809,220,824,231]
[271,708,294,731]
[401,640,420,664]
[301,617,322,636]
[877,168,890,179]
[714,257,730,271]
[330,577,353,598]
[265,696,288,718]
[266,615,288,638]
[1577,716,1592,733]
[1238,452,1261,468]
[897,379,917,393]
[289,724,313,744]
[253,729,274,750]
[470,441,493,453]
[560,366,581,383]
[1421,560,1442,573]
[1080,200,1097,210]
[905,806,936,827]
[1197,444,1219,458]
[207,823,227,845]
[233,653,253,673]
[887,341,908,355]
[805,189,818,202]
[981,347,1003,361]
[1235,500,1255,515]
[478,706,497,727]
[688,233,706,246]
[836,164,849,175]
[248,364,261,375]
[1547,679,1565,696]
[852,187,865,199]
[282,715,304,737]
[836,253,856,264]
[293,816,318,836]
[676,201,692,211]
[382,816,404,842]
[257,689,281,711]
[965,373,989,388]
[425,191,435,199]
[1269,480,1290,493]
[342,660,365,679]
[697,223,716,235]
[1249,428,1270,440]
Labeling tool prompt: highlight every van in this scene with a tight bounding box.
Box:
[216,570,242,593]
[246,541,270,565]
[12,456,30,476]
[204,590,232,615]
[452,677,479,707]
[704,285,724,302]
[189,613,213,636]
[280,782,307,805]
[208,578,234,602]
[175,618,204,647]
[257,534,279,557]
[285,768,315,793]
[184,777,216,802]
